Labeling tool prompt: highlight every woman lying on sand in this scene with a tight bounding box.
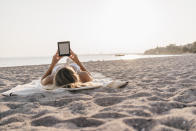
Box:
[41,49,93,88]
[1,49,128,96]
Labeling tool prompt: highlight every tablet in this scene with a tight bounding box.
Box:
[58,41,70,56]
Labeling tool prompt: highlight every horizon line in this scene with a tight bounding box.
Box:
[0,52,144,58]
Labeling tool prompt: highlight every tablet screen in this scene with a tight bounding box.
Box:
[58,41,70,56]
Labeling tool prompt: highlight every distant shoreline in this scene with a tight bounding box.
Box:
[0,53,144,59]
[0,54,178,68]
[144,42,196,55]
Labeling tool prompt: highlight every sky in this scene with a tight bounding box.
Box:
[0,0,196,57]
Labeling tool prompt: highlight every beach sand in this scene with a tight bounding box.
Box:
[0,55,196,131]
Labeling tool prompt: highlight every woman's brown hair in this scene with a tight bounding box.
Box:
[54,67,79,88]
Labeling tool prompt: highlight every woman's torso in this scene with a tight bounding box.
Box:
[52,63,81,76]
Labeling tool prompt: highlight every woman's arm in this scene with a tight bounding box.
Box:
[69,49,93,81]
[69,49,88,72]
[41,62,55,81]
[41,51,62,85]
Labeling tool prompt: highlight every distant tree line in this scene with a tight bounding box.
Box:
[144,41,196,55]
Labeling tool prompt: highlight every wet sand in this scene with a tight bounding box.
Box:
[0,55,196,131]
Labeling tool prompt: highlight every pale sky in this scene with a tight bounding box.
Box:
[0,0,196,57]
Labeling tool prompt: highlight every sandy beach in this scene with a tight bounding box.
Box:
[0,55,196,131]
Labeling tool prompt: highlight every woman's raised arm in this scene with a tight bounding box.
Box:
[69,49,88,72]
[41,51,62,85]
[69,49,93,82]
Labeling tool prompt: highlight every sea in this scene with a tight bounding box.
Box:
[0,54,175,67]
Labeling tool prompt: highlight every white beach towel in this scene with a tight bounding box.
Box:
[1,80,103,96]
[2,72,126,96]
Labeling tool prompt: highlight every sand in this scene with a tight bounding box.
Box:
[0,55,196,131]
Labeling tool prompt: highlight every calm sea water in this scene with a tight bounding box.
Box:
[0,54,175,67]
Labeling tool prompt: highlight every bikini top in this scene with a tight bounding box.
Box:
[52,63,81,76]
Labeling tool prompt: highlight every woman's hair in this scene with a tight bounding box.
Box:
[54,66,79,88]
